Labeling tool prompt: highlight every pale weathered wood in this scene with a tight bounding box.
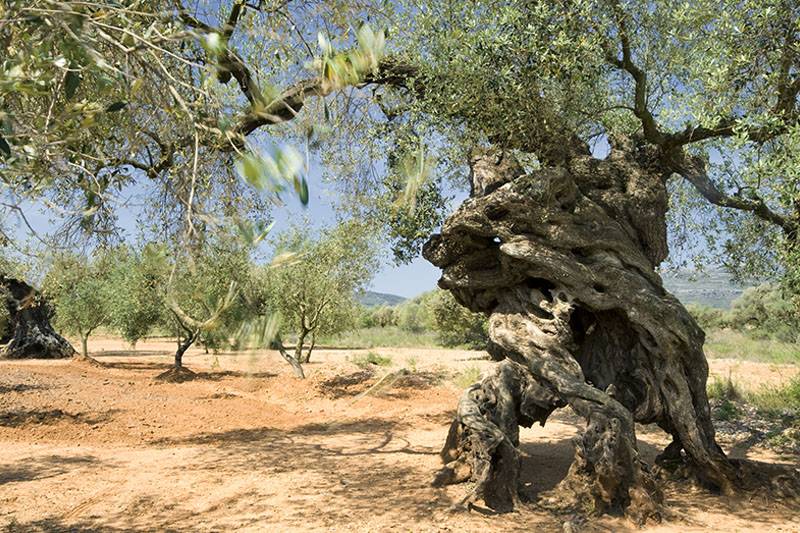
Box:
[1,275,75,359]
[423,144,743,523]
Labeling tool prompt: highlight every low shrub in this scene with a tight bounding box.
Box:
[352,351,393,368]
[747,375,800,417]
[452,366,483,389]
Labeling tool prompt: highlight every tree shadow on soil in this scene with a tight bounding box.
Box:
[0,454,101,485]
[0,409,118,428]
[92,351,166,358]
[3,518,192,533]
[143,417,451,526]
[98,360,277,382]
[3,418,450,531]
[101,361,172,372]
[0,383,48,394]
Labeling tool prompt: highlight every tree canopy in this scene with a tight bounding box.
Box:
[2,1,798,288]
[255,219,379,375]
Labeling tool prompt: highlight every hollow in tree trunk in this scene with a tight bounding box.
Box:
[0,275,75,359]
[423,144,798,523]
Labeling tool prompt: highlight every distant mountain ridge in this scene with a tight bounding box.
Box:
[661,269,753,309]
[361,270,753,310]
[358,290,406,307]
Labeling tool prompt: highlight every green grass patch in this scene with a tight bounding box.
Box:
[707,374,742,402]
[320,326,439,349]
[746,375,800,417]
[704,329,800,365]
[351,351,393,369]
[707,374,744,421]
[452,366,483,389]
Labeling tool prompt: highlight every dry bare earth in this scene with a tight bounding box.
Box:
[1,337,798,532]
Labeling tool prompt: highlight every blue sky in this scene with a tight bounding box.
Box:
[12,154,448,298]
[12,137,617,298]
[257,159,448,298]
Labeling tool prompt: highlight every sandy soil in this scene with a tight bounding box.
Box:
[1,337,798,532]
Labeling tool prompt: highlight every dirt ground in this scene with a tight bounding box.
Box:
[1,337,799,532]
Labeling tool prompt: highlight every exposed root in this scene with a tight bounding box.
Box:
[71,353,104,367]
[434,360,563,512]
[154,365,197,383]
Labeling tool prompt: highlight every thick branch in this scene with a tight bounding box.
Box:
[606,0,666,145]
[177,2,262,105]
[228,58,418,143]
[605,2,799,149]
[671,153,794,233]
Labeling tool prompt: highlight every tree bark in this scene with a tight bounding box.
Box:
[0,275,75,359]
[271,337,306,378]
[174,331,196,368]
[295,328,309,364]
[154,326,198,382]
[423,145,741,522]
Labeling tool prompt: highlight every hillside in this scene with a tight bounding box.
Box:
[360,270,753,310]
[357,290,406,307]
[662,269,753,309]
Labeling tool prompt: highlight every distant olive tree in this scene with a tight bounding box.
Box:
[371,306,397,328]
[42,251,114,359]
[259,221,379,378]
[427,289,488,350]
[685,304,729,332]
[729,284,800,343]
[396,297,433,333]
[156,239,251,381]
[105,244,169,348]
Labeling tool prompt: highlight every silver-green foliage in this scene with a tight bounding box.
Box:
[259,220,380,362]
[42,250,115,355]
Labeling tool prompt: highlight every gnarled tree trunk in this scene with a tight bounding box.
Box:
[1,275,75,359]
[423,143,741,523]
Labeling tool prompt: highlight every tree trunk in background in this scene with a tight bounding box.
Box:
[174,331,196,368]
[81,334,89,359]
[0,275,75,359]
[271,337,306,379]
[423,144,748,523]
[154,329,198,382]
[295,329,308,364]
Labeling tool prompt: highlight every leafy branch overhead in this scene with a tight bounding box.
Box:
[2,1,800,282]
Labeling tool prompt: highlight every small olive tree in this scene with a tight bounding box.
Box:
[260,221,379,378]
[157,239,252,380]
[729,284,800,342]
[42,251,115,359]
[105,244,169,348]
[426,289,488,350]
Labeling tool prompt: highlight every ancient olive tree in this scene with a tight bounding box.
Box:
[259,221,379,378]
[0,274,76,359]
[387,0,800,521]
[0,251,74,359]
[42,251,116,359]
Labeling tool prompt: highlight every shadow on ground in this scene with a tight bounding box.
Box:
[0,454,101,486]
[0,409,118,428]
